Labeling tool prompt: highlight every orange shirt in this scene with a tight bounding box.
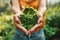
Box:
[19,0,40,10]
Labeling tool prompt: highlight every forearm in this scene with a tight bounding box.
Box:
[38,7,46,16]
[10,0,22,14]
[12,6,21,14]
[37,0,47,16]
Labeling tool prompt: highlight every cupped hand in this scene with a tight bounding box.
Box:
[13,13,30,36]
[28,24,40,33]
[28,13,44,34]
[37,13,43,24]
[13,13,21,24]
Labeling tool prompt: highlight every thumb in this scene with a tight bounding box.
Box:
[38,18,41,24]
[15,16,21,24]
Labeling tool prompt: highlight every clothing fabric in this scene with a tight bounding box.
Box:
[14,28,45,40]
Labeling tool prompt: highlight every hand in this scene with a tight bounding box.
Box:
[25,31,29,36]
[13,13,29,36]
[28,24,40,34]
[37,13,43,24]
[28,30,31,35]
[13,13,21,24]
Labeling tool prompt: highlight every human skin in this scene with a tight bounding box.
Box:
[10,0,47,36]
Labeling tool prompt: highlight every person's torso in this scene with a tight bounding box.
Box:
[19,0,40,11]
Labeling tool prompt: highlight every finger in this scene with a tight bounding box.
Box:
[38,18,41,24]
[17,15,22,24]
[28,30,31,34]
[14,15,21,24]
[30,29,34,33]
[25,32,29,36]
[28,31,31,36]
[16,17,21,24]
[13,21,18,27]
[38,18,43,24]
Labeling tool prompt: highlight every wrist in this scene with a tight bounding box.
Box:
[16,12,22,15]
[37,13,43,18]
[40,13,43,16]
[14,12,22,17]
[39,14,43,17]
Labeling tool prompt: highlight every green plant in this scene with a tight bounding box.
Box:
[19,7,38,30]
[46,7,60,28]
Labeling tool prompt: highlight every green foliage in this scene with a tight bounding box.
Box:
[20,7,38,30]
[46,7,60,28]
[44,24,58,40]
[0,14,14,40]
[44,6,60,40]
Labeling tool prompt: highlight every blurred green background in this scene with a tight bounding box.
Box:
[0,0,60,40]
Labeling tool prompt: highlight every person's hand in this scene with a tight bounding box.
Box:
[13,13,21,24]
[28,13,44,34]
[25,31,29,36]
[28,24,40,34]
[13,13,29,36]
[28,30,31,35]
[37,13,43,24]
